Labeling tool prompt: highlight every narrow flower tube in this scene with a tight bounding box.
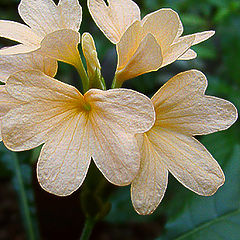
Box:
[131,70,238,215]
[1,70,155,196]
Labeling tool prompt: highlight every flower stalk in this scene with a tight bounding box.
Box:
[80,218,96,240]
[111,76,122,89]
[74,55,90,93]
[13,153,36,240]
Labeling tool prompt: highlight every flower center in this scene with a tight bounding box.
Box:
[82,102,92,112]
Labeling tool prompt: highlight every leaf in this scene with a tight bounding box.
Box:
[157,144,240,240]
[0,143,40,240]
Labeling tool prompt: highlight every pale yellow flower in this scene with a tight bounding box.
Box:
[88,1,214,83]
[1,70,155,196]
[0,0,82,66]
[131,70,238,215]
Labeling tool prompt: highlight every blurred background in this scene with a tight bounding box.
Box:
[0,0,239,239]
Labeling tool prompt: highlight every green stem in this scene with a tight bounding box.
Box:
[13,153,35,240]
[80,218,95,240]
[111,75,123,89]
[74,55,89,93]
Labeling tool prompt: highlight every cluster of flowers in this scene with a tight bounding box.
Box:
[0,0,237,215]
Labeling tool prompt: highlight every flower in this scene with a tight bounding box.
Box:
[88,0,215,83]
[0,0,82,66]
[1,69,155,196]
[130,70,238,215]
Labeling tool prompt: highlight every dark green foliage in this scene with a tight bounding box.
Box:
[158,145,240,240]
[0,0,239,239]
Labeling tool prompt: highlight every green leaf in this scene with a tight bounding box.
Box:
[157,145,240,240]
[0,144,40,240]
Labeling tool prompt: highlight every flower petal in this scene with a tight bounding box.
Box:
[0,20,41,45]
[85,88,155,134]
[2,70,84,150]
[116,21,143,70]
[85,88,155,185]
[161,35,195,67]
[57,0,82,31]
[152,70,238,135]
[2,101,77,151]
[88,0,140,43]
[0,86,21,141]
[37,112,91,196]
[6,70,81,102]
[142,9,181,51]
[19,0,82,36]
[116,33,162,82]
[0,86,21,118]
[0,52,57,83]
[131,134,168,215]
[178,49,197,60]
[147,127,225,196]
[0,44,38,55]
[178,30,215,46]
[38,29,81,66]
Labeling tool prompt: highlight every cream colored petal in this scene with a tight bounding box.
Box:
[37,112,91,196]
[19,0,82,36]
[57,0,82,31]
[88,0,141,43]
[82,32,101,80]
[142,9,181,51]
[0,86,22,142]
[116,21,143,70]
[2,101,77,151]
[0,86,21,118]
[0,44,39,55]
[85,88,155,134]
[90,119,140,186]
[38,29,81,67]
[131,134,168,215]
[152,70,238,135]
[147,127,225,196]
[6,70,81,103]
[116,33,163,83]
[85,88,155,185]
[0,122,2,141]
[0,20,41,45]
[161,35,195,67]
[3,70,84,151]
[178,30,215,46]
[178,49,197,60]
[0,52,58,83]
[176,17,184,39]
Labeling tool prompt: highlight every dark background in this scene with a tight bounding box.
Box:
[0,0,239,239]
